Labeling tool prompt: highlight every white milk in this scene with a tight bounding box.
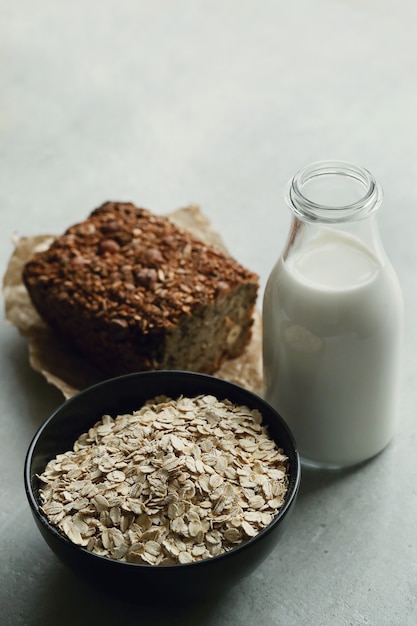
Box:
[263,229,403,468]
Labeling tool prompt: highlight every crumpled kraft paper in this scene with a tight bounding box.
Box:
[3,205,263,399]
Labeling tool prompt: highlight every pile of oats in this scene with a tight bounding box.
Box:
[38,394,289,565]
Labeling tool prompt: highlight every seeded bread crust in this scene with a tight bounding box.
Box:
[22,202,259,376]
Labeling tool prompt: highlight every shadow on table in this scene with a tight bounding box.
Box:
[20,560,225,626]
[296,454,380,505]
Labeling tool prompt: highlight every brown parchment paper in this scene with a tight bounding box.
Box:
[3,205,263,399]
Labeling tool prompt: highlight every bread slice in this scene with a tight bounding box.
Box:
[22,202,259,377]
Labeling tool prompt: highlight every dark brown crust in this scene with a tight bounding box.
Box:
[22,202,259,376]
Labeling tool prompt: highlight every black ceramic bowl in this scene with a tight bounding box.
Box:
[25,371,300,601]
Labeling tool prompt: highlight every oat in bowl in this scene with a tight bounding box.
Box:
[25,371,300,601]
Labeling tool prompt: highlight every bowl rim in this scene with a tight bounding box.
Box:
[24,370,301,570]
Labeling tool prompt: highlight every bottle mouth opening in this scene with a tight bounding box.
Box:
[286,160,383,223]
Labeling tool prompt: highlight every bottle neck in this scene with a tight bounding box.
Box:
[283,161,386,262]
[283,214,384,262]
[285,160,383,224]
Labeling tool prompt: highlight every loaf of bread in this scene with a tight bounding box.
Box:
[22,202,259,377]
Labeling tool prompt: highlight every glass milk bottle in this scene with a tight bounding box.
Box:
[263,161,403,469]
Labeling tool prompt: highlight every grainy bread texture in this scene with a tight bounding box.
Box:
[22,202,259,376]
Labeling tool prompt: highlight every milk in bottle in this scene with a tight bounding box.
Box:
[263,161,403,468]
